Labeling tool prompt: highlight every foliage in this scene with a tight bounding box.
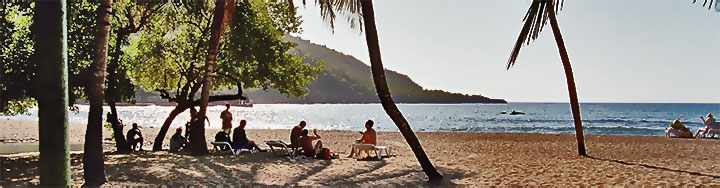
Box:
[132,0,321,99]
[506,0,564,69]
[1,3,35,115]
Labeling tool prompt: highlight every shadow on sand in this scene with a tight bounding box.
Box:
[1,151,471,186]
[586,155,720,179]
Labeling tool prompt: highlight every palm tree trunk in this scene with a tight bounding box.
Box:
[193,0,232,155]
[107,34,131,153]
[359,0,443,181]
[548,6,586,156]
[152,107,187,151]
[83,0,111,185]
[34,0,70,186]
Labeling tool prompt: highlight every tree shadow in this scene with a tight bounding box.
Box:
[0,153,84,186]
[586,155,720,179]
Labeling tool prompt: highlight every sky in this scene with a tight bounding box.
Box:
[291,0,720,103]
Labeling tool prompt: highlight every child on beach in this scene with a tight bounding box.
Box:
[665,120,692,138]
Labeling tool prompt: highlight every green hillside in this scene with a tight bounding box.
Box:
[244,36,506,104]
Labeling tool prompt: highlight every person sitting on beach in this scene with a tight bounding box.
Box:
[126,123,144,151]
[347,120,377,158]
[214,129,232,151]
[694,113,717,137]
[290,121,307,148]
[170,127,188,152]
[232,120,266,152]
[221,104,233,134]
[297,129,323,157]
[665,120,692,138]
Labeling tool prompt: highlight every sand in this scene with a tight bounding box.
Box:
[1,118,719,186]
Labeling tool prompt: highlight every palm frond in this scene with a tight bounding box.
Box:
[301,0,363,32]
[507,0,564,69]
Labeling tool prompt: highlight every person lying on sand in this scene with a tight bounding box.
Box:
[126,123,144,151]
[347,120,377,158]
[232,120,266,152]
[290,121,307,148]
[695,113,717,138]
[170,127,188,152]
[297,129,323,157]
[665,120,692,138]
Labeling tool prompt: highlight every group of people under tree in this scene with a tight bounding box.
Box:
[665,113,717,138]
[167,103,380,159]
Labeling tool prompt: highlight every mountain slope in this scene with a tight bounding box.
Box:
[244,36,506,103]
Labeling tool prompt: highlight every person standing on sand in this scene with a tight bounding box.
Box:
[695,113,717,137]
[346,120,377,158]
[126,123,144,151]
[232,120,266,152]
[290,121,307,148]
[221,104,233,134]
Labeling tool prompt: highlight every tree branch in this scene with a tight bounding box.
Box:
[189,82,246,107]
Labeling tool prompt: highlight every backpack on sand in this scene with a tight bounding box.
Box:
[315,148,331,160]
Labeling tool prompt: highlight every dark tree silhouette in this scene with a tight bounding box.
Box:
[359,0,443,181]
[507,0,587,156]
[33,0,71,186]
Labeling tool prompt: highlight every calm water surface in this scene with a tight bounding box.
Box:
[3,103,719,136]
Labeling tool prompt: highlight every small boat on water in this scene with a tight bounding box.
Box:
[501,110,525,115]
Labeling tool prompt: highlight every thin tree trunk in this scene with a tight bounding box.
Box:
[82,0,111,186]
[152,107,187,151]
[360,0,443,181]
[192,0,232,155]
[34,0,70,186]
[548,6,586,156]
[107,34,131,153]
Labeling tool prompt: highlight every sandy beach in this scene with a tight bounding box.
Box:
[1,118,719,186]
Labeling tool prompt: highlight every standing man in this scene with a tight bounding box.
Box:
[221,104,233,134]
[290,121,306,148]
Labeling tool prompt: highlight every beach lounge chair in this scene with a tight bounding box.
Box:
[698,122,720,138]
[265,140,296,157]
[351,143,393,160]
[211,141,254,155]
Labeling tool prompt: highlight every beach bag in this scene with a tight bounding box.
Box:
[315,148,331,160]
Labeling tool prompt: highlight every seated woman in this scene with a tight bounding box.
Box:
[694,113,717,138]
[297,129,323,158]
[666,120,692,138]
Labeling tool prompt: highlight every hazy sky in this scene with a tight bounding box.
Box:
[291,0,720,103]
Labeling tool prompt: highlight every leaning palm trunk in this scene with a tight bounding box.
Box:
[193,0,233,155]
[547,6,586,156]
[83,0,112,185]
[359,0,443,181]
[34,0,70,186]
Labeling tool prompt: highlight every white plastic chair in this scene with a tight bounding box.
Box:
[352,143,392,160]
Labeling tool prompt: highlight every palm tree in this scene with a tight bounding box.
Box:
[83,0,112,186]
[358,0,443,181]
[33,0,71,186]
[507,0,587,156]
[192,0,234,155]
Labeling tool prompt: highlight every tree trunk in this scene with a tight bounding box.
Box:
[34,1,71,186]
[192,0,232,156]
[107,33,131,153]
[152,107,187,151]
[359,0,443,181]
[548,6,586,156]
[82,0,111,186]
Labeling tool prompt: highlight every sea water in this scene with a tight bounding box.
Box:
[2,103,719,136]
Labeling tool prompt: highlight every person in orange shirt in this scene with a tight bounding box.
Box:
[346,120,377,158]
[220,104,233,134]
